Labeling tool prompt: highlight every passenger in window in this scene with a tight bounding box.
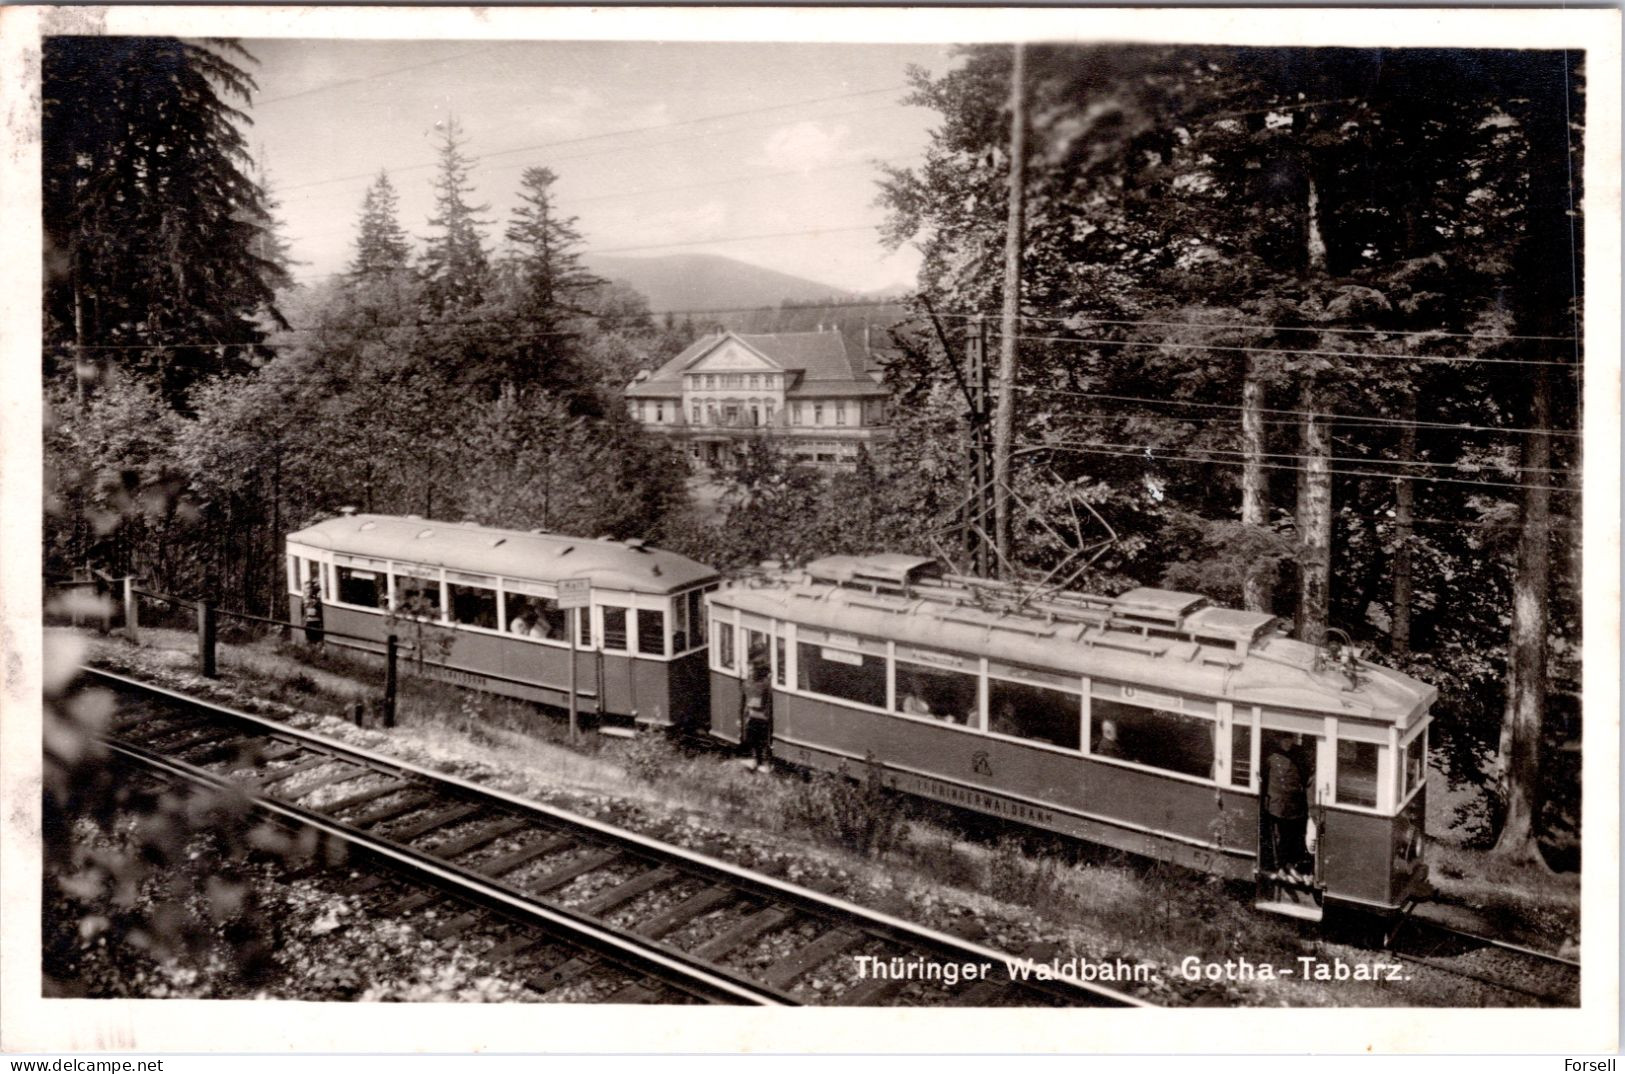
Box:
[1264,735,1310,881]
[510,611,532,636]
[1094,719,1123,759]
[901,693,931,717]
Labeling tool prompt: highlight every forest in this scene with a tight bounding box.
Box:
[42,38,1582,866]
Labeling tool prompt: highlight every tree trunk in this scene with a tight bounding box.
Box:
[1241,353,1272,612]
[1493,363,1552,862]
[1391,391,1417,656]
[1295,375,1331,646]
[992,43,1027,578]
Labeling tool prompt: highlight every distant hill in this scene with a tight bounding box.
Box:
[583,252,862,315]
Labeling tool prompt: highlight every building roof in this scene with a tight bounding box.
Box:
[287,514,718,595]
[626,330,886,398]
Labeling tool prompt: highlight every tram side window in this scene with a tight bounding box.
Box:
[797,643,885,709]
[1092,700,1214,779]
[576,607,592,647]
[1336,740,1379,808]
[1230,723,1253,788]
[603,607,629,651]
[745,629,769,672]
[1404,732,1426,796]
[394,573,441,618]
[896,661,979,727]
[504,594,568,640]
[336,567,387,609]
[637,609,666,656]
[447,583,498,630]
[989,679,1080,749]
[774,636,787,687]
[714,620,735,669]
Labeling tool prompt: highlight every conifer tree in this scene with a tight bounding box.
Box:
[349,170,413,280]
[420,118,491,317]
[505,166,603,323]
[42,36,284,406]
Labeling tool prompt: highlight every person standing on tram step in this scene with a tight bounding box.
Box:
[742,660,773,772]
[302,576,324,645]
[1264,735,1309,881]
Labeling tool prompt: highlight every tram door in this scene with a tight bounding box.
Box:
[1256,731,1324,920]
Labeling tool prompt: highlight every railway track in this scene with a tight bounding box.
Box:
[1383,917,1581,1007]
[87,667,1150,1008]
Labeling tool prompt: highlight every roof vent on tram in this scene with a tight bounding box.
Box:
[338,505,357,517]
[624,538,648,552]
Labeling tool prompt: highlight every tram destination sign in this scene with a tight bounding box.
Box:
[557,578,591,608]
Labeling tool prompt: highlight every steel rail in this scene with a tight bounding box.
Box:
[88,666,1151,1008]
[102,733,786,1006]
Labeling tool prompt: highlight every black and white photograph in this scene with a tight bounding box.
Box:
[1,4,1618,1056]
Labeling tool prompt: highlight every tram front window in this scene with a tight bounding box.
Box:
[1336,740,1379,808]
[1091,700,1215,779]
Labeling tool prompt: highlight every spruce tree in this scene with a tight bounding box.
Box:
[349,170,413,280]
[42,36,284,406]
[505,166,603,323]
[420,118,491,317]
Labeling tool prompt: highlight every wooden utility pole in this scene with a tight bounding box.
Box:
[992,42,1027,578]
[1390,392,1417,656]
[1240,353,1271,612]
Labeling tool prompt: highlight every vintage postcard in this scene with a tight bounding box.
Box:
[1,4,1618,1055]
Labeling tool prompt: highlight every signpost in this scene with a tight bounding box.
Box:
[557,578,591,739]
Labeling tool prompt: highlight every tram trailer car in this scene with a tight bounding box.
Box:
[705,554,1434,921]
[287,513,719,730]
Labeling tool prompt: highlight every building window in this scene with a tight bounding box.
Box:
[654,402,664,423]
[764,402,775,424]
[707,403,717,424]
[835,402,846,426]
[634,400,645,420]
[814,403,824,425]
[792,403,802,425]
[705,374,715,389]
[692,404,701,424]
[748,374,759,389]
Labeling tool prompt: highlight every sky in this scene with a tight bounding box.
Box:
[242,40,958,295]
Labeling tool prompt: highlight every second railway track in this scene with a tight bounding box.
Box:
[89,667,1150,1008]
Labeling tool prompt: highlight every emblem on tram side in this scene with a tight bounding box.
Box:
[972,750,992,777]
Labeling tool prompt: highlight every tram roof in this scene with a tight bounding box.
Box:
[714,559,1435,727]
[287,514,718,595]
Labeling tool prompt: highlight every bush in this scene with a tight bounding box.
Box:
[783,757,907,859]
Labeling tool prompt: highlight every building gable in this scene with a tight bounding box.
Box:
[686,337,782,373]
